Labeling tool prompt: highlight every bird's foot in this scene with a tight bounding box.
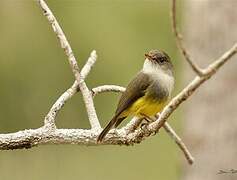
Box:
[152,129,160,136]
[140,113,154,123]
[141,122,148,131]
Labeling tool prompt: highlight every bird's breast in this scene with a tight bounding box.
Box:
[125,96,167,117]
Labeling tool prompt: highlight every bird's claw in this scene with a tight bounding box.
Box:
[151,129,160,136]
[141,122,149,131]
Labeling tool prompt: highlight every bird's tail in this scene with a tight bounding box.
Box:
[97,115,119,143]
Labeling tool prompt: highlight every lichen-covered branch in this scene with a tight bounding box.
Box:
[43,81,78,130]
[92,85,125,97]
[38,0,100,129]
[43,50,98,130]
[0,45,236,162]
[0,0,236,168]
[80,50,97,80]
[0,125,191,150]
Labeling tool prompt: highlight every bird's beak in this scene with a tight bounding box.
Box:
[145,53,152,61]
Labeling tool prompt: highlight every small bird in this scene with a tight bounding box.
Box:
[97,50,174,142]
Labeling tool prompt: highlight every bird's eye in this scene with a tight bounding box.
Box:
[159,57,166,64]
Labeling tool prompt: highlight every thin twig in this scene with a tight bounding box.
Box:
[43,51,98,129]
[92,85,125,97]
[38,0,81,80]
[44,81,78,130]
[0,0,236,168]
[141,114,194,165]
[0,43,236,156]
[204,43,237,75]
[163,122,194,164]
[80,50,97,80]
[171,0,204,76]
[38,0,100,129]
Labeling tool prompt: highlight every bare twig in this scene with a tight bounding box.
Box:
[140,114,194,165]
[163,122,194,164]
[171,0,204,76]
[38,0,80,79]
[0,0,236,168]
[204,43,237,75]
[80,50,97,80]
[92,85,125,96]
[38,1,191,157]
[0,43,236,156]
[38,0,100,129]
[44,81,78,130]
[44,50,98,129]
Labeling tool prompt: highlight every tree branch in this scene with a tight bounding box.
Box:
[43,81,78,130]
[92,85,125,96]
[43,50,98,130]
[171,0,204,76]
[0,0,236,168]
[163,122,194,164]
[38,0,100,129]
[80,50,97,80]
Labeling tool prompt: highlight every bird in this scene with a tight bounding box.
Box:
[97,49,174,142]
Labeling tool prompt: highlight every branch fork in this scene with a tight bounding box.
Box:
[0,0,236,167]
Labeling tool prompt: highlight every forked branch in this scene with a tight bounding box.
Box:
[0,0,236,167]
[171,0,204,76]
[38,0,100,129]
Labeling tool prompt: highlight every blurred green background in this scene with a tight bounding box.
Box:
[0,0,182,180]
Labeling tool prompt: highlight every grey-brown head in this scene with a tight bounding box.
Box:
[144,49,174,77]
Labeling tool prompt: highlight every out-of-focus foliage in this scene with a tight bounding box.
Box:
[0,0,181,180]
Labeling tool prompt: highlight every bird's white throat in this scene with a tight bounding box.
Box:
[142,58,174,96]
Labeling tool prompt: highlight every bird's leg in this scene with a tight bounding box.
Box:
[154,113,159,119]
[140,113,161,135]
[153,113,160,135]
[141,113,156,122]
[126,117,144,133]
[139,113,156,131]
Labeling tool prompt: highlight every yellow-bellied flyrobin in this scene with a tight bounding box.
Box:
[97,50,174,142]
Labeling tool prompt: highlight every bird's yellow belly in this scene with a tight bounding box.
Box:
[122,96,167,117]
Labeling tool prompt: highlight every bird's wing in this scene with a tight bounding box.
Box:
[115,72,151,117]
[97,72,152,142]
